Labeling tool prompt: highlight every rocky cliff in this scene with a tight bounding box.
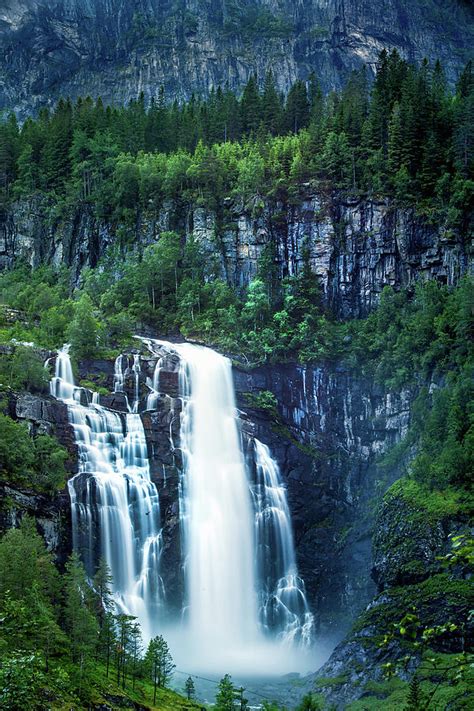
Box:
[1,193,471,318]
[1,0,473,116]
[1,345,414,639]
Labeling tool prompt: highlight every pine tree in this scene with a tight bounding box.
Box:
[129,622,143,691]
[284,80,310,134]
[404,674,425,710]
[387,102,403,176]
[262,71,283,135]
[240,74,261,135]
[63,552,98,685]
[92,557,114,625]
[115,614,136,689]
[215,673,236,710]
[144,634,175,702]
[42,98,73,191]
[184,675,196,700]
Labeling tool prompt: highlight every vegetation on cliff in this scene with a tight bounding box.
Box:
[0,48,472,711]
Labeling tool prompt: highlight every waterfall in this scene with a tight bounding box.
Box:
[51,340,314,673]
[253,439,314,646]
[50,346,163,638]
[173,342,258,647]
[144,339,314,672]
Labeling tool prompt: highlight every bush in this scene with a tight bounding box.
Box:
[0,413,68,493]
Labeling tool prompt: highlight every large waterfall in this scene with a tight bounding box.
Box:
[145,340,314,672]
[51,340,314,675]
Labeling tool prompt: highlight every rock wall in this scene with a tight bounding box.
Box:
[0,388,75,564]
[2,194,470,318]
[234,362,413,634]
[1,0,472,116]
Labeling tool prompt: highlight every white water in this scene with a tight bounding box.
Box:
[144,339,315,674]
[50,347,163,638]
[253,440,314,646]
[51,340,315,674]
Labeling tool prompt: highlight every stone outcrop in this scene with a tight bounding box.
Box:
[2,194,471,319]
[234,362,413,635]
[1,0,472,117]
[0,388,74,564]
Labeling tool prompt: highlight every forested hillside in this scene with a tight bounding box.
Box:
[0,48,473,710]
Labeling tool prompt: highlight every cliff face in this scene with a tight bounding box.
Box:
[1,0,472,116]
[1,193,470,318]
[0,347,413,637]
[235,362,413,635]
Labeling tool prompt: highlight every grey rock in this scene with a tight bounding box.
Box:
[1,1,472,117]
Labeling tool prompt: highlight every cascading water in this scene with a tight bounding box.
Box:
[143,339,314,673]
[50,346,163,639]
[51,338,314,674]
[252,439,314,646]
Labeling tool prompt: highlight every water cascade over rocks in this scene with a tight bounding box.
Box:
[50,347,163,639]
[51,340,314,674]
[144,339,314,673]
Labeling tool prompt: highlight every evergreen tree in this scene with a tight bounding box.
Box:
[387,101,404,177]
[240,74,261,134]
[405,674,425,710]
[115,614,136,689]
[262,71,283,135]
[42,99,73,190]
[215,673,237,710]
[144,635,176,702]
[92,558,114,629]
[63,553,98,679]
[184,675,196,700]
[284,80,310,134]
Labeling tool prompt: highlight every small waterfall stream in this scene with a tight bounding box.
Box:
[50,347,163,638]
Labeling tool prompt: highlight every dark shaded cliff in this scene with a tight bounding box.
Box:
[1,193,471,319]
[1,0,473,116]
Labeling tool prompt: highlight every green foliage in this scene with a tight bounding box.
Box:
[245,390,279,416]
[67,292,104,360]
[0,521,199,710]
[296,692,324,710]
[0,653,47,711]
[0,346,48,392]
[144,634,176,703]
[0,413,68,493]
[184,675,196,700]
[215,673,237,710]
[1,52,472,220]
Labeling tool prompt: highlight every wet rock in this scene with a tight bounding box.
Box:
[2,195,470,319]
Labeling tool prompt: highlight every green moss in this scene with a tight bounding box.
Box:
[352,574,472,638]
[384,478,469,523]
[315,672,349,688]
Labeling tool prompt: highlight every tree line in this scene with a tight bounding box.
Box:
[0,52,472,224]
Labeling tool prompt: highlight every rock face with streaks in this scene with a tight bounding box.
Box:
[1,193,471,319]
[234,362,413,634]
[1,0,473,116]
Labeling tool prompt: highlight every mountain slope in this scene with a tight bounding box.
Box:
[1,0,473,115]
